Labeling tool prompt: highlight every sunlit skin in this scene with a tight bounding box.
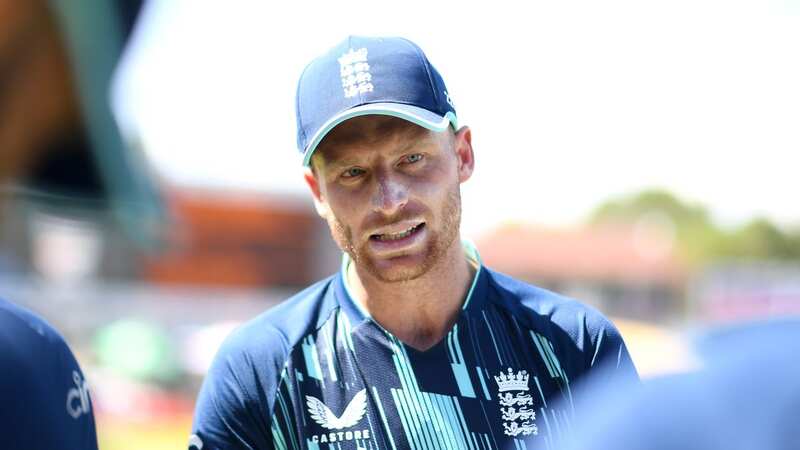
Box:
[304,116,476,351]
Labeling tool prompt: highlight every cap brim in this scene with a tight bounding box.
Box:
[302,103,458,166]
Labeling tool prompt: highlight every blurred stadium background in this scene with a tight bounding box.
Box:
[2,1,798,449]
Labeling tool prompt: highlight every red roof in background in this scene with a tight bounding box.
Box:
[476,223,686,285]
[143,187,326,288]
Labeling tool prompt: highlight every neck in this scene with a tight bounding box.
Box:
[347,239,476,351]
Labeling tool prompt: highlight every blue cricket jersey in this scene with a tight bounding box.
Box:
[191,249,638,450]
[0,298,98,450]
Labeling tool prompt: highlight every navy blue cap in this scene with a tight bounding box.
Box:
[295,36,458,166]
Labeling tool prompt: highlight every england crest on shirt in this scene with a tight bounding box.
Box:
[495,368,538,437]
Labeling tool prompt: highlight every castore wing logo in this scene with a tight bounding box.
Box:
[305,389,368,430]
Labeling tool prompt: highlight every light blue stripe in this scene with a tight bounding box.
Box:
[550,409,564,443]
[301,336,323,381]
[452,397,476,450]
[560,408,573,432]
[426,393,451,449]
[530,332,556,378]
[271,421,287,450]
[590,330,605,366]
[398,387,428,450]
[323,322,339,382]
[393,349,436,450]
[461,239,483,310]
[423,392,452,450]
[470,433,481,450]
[439,395,471,450]
[408,388,435,450]
[482,434,492,450]
[306,438,320,450]
[536,333,559,378]
[545,340,565,377]
[276,392,299,450]
[533,376,547,408]
[432,394,459,450]
[540,407,552,441]
[338,310,357,353]
[563,372,574,411]
[325,348,338,382]
[452,325,467,367]
[363,396,380,450]
[392,388,421,450]
[439,394,465,450]
[447,332,458,364]
[422,393,445,449]
[477,401,501,450]
[339,254,372,319]
[293,371,306,427]
[397,343,440,450]
[475,366,491,401]
[482,311,504,365]
[452,363,477,398]
[372,387,399,450]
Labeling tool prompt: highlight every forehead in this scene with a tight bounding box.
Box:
[313,115,433,167]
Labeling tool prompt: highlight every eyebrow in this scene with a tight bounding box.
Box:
[322,136,434,172]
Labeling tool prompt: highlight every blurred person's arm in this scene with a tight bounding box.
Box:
[0,298,99,450]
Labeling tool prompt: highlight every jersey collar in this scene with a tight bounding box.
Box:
[333,240,488,326]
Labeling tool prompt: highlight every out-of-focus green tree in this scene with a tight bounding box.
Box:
[589,189,800,266]
[589,189,721,266]
[720,218,800,260]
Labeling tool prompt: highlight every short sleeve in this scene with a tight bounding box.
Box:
[586,317,640,384]
[190,323,289,450]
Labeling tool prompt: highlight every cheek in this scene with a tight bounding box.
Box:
[325,187,367,223]
[409,166,457,205]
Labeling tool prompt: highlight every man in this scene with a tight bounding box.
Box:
[191,36,638,450]
[0,298,98,450]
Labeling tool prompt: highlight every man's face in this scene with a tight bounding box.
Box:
[305,116,474,283]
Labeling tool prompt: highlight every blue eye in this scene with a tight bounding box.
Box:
[342,167,365,178]
[406,154,424,164]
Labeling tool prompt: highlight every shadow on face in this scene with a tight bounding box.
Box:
[310,115,452,174]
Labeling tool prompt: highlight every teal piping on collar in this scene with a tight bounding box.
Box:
[339,239,482,315]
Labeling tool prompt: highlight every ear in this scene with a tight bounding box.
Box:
[303,168,330,218]
[452,126,475,183]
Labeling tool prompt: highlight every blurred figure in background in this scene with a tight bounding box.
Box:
[0,298,98,450]
[539,318,800,450]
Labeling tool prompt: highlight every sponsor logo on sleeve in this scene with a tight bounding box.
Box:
[66,371,91,419]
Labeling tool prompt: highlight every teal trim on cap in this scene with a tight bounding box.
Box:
[302,103,458,166]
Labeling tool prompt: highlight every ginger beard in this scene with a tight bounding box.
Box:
[326,182,462,283]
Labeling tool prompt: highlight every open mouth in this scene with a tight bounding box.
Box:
[370,223,425,242]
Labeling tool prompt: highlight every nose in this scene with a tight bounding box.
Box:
[371,172,408,216]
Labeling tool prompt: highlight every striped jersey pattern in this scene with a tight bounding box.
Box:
[191,261,638,450]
